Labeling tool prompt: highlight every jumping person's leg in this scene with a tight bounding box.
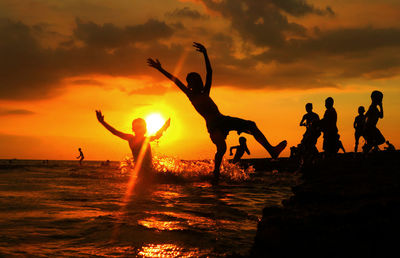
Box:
[226,117,287,159]
[210,131,227,180]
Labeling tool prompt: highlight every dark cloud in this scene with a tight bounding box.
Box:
[0,107,35,116]
[199,0,333,47]
[0,19,62,100]
[0,18,178,100]
[74,18,174,48]
[1,0,400,101]
[270,0,334,17]
[166,7,209,20]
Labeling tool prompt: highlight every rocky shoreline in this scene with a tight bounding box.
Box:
[249,151,400,258]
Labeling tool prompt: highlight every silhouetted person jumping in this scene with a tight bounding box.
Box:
[76,148,84,165]
[96,110,170,181]
[148,42,287,181]
[230,137,250,163]
[320,97,339,157]
[363,91,385,153]
[353,106,366,153]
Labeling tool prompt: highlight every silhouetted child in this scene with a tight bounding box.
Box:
[148,42,286,181]
[96,110,170,181]
[353,106,365,153]
[230,137,250,163]
[76,148,84,165]
[320,97,339,157]
[384,141,395,152]
[300,103,319,128]
[363,91,385,153]
[299,103,320,145]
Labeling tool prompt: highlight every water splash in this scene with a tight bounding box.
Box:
[119,154,255,182]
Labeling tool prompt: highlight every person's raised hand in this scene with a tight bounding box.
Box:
[96,110,104,123]
[193,42,207,54]
[147,58,162,69]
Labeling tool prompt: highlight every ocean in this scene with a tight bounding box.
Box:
[0,158,297,257]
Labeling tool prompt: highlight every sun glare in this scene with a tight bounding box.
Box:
[145,113,165,135]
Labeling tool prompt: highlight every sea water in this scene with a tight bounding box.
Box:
[0,157,298,257]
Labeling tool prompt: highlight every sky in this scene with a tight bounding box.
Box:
[0,0,399,160]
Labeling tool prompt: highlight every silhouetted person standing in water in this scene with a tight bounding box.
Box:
[353,106,366,153]
[96,110,170,181]
[230,137,250,163]
[320,97,339,157]
[76,148,84,165]
[363,91,385,153]
[148,42,287,181]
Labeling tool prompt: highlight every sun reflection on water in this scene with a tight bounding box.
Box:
[138,216,184,231]
[138,244,206,258]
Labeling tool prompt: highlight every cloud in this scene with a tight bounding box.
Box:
[0,18,178,100]
[74,18,174,48]
[1,0,400,100]
[199,0,334,47]
[0,107,35,116]
[270,0,334,17]
[166,7,209,20]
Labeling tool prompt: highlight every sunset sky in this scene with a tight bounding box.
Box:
[0,0,399,160]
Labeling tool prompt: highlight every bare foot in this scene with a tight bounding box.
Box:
[271,140,287,159]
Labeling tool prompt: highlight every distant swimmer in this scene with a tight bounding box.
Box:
[148,42,287,181]
[230,137,250,163]
[363,91,385,153]
[96,110,170,181]
[353,106,366,153]
[76,148,84,165]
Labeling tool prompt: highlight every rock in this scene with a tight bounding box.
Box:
[251,151,400,258]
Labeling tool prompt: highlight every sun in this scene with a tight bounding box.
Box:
[145,113,165,135]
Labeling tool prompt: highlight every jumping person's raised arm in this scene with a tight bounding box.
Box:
[96,110,132,140]
[193,42,212,95]
[150,118,171,142]
[147,58,189,95]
